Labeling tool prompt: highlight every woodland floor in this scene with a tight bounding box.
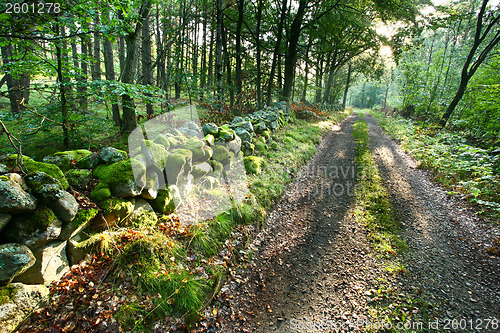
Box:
[198,113,500,332]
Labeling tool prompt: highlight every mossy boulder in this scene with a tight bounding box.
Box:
[42,149,92,172]
[1,206,62,249]
[0,173,37,214]
[102,198,134,226]
[244,156,264,175]
[100,147,127,164]
[261,130,271,140]
[0,244,36,286]
[233,121,254,134]
[152,135,171,150]
[181,137,208,162]
[142,140,169,169]
[150,185,181,214]
[212,145,230,162]
[202,123,219,136]
[217,125,235,142]
[25,171,63,199]
[210,160,224,177]
[235,127,252,144]
[58,208,98,240]
[254,142,268,154]
[76,152,102,169]
[227,135,242,154]
[254,122,267,134]
[90,182,111,202]
[165,149,193,185]
[124,199,157,228]
[65,169,92,190]
[192,162,212,180]
[93,159,146,197]
[204,134,215,147]
[242,142,255,156]
[141,171,159,200]
[6,155,69,189]
[200,176,219,190]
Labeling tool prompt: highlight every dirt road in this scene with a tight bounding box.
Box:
[199,113,500,333]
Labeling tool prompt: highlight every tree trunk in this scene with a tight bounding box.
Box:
[103,9,121,125]
[215,0,223,110]
[315,54,324,103]
[266,0,287,106]
[282,0,307,101]
[342,62,352,109]
[121,0,152,133]
[54,23,69,148]
[119,36,125,74]
[142,13,154,116]
[222,22,234,110]
[92,14,101,81]
[234,0,244,101]
[1,43,23,114]
[255,0,263,109]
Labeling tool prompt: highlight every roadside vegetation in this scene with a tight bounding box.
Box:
[370,110,500,221]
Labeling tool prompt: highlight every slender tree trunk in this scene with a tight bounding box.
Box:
[342,62,352,109]
[222,22,234,110]
[301,42,311,103]
[234,0,244,101]
[121,0,152,133]
[215,0,223,110]
[255,0,263,109]
[266,0,287,106]
[92,15,101,81]
[119,36,125,74]
[315,54,324,103]
[103,9,121,125]
[200,7,208,98]
[54,23,69,148]
[282,0,307,101]
[142,13,154,116]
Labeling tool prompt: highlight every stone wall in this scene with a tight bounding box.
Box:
[0,102,292,332]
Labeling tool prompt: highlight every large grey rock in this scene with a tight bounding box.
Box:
[202,123,219,136]
[14,241,69,285]
[65,169,92,190]
[76,152,102,169]
[2,206,62,249]
[42,150,92,172]
[235,127,252,144]
[0,283,49,333]
[101,147,127,164]
[233,120,254,133]
[111,178,144,197]
[0,174,37,214]
[0,244,36,286]
[227,135,242,154]
[141,171,159,200]
[0,213,11,232]
[48,190,79,223]
[66,234,89,266]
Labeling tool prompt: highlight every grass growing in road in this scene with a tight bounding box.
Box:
[352,119,406,256]
[352,116,436,332]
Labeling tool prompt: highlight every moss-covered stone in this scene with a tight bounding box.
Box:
[143,140,169,169]
[152,135,171,150]
[94,159,146,188]
[210,160,224,177]
[192,162,212,180]
[167,136,180,148]
[202,123,219,136]
[2,206,62,249]
[204,134,215,147]
[212,145,230,162]
[242,142,255,156]
[181,137,207,162]
[100,147,127,164]
[76,152,102,169]
[261,130,271,140]
[165,149,193,184]
[0,284,20,305]
[150,186,179,214]
[253,136,266,145]
[65,169,92,190]
[90,182,111,202]
[102,198,134,225]
[244,156,264,175]
[59,208,98,240]
[217,125,235,142]
[124,199,157,228]
[6,155,69,189]
[42,149,92,172]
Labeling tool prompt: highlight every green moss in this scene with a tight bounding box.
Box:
[17,206,58,234]
[217,125,235,142]
[70,208,98,229]
[212,145,230,162]
[90,182,111,202]
[152,135,171,150]
[204,134,215,146]
[181,137,207,161]
[244,156,264,175]
[0,284,20,305]
[102,198,134,223]
[254,142,268,154]
[261,130,271,140]
[165,149,192,178]
[210,160,224,176]
[7,154,69,189]
[93,159,145,187]
[65,169,92,189]
[43,149,92,172]
[253,136,266,145]
[144,140,169,169]
[151,188,176,214]
[192,162,212,180]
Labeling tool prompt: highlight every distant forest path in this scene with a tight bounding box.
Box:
[199,113,500,333]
